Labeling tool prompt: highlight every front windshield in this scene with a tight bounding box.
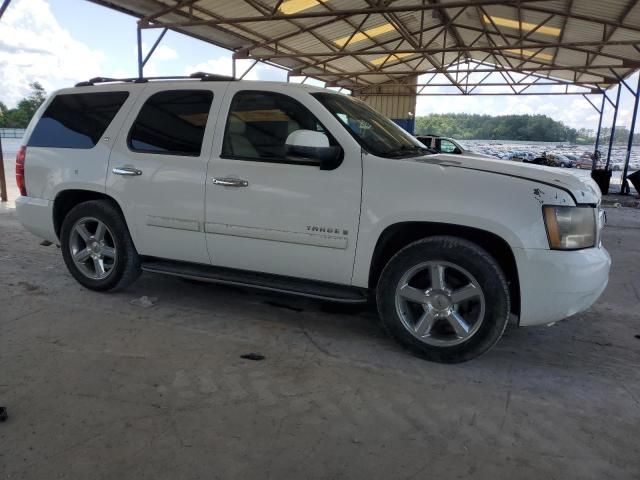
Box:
[312,92,431,158]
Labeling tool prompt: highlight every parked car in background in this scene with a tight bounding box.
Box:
[504,151,528,162]
[526,152,574,168]
[552,154,575,168]
[15,76,610,363]
[576,153,601,170]
[415,135,494,159]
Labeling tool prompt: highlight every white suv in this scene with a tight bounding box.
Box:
[15,74,610,363]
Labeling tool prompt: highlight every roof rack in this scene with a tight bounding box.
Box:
[75,72,234,87]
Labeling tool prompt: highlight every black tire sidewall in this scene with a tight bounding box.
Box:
[377,236,510,363]
[60,200,139,291]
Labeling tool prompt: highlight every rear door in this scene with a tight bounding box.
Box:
[107,83,227,264]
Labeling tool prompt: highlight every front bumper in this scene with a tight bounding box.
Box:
[15,196,57,244]
[515,245,611,326]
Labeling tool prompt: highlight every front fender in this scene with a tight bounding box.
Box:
[351,155,571,287]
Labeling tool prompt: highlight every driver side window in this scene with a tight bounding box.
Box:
[439,139,458,154]
[221,91,331,165]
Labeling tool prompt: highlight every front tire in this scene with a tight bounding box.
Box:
[376,236,510,363]
[60,200,141,291]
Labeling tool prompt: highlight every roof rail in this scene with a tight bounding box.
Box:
[75,72,234,87]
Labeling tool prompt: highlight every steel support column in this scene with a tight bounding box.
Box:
[0,0,12,20]
[0,137,7,203]
[620,73,640,194]
[593,95,605,158]
[137,25,143,79]
[605,84,622,170]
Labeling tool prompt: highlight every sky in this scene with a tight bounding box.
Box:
[0,0,638,132]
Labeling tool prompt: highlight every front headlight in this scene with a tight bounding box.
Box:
[543,206,596,250]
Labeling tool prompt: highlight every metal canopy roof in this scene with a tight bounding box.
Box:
[89,0,640,95]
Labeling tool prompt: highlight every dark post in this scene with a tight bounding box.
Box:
[137,25,143,79]
[605,84,622,170]
[620,74,640,194]
[0,136,7,203]
[142,28,168,68]
[592,94,605,171]
[593,95,605,158]
[0,0,13,20]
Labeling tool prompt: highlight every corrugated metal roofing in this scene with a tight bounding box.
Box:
[87,0,640,94]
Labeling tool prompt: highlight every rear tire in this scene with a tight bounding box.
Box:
[60,200,141,291]
[376,236,510,363]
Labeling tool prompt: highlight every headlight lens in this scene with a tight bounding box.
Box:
[543,206,596,250]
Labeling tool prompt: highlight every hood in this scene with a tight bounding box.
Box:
[459,151,495,160]
[411,153,601,205]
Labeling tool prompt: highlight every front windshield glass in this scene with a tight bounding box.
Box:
[312,92,432,158]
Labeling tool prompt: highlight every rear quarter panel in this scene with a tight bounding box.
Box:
[23,86,141,201]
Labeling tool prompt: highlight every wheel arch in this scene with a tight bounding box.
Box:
[368,221,520,317]
[53,189,128,239]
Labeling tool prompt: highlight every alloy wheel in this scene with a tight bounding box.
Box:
[395,261,486,346]
[68,217,117,280]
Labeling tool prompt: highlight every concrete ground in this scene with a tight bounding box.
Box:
[1,203,639,480]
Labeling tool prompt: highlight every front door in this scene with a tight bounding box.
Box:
[107,84,226,264]
[205,87,362,285]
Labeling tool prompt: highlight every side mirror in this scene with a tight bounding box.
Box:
[453,147,462,154]
[285,130,343,170]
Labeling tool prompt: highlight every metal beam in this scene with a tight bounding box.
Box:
[522,3,640,35]
[140,0,555,27]
[137,25,143,79]
[583,93,602,114]
[337,91,599,96]
[605,84,623,170]
[0,0,12,20]
[296,65,625,77]
[142,28,168,67]
[346,81,592,89]
[621,73,640,193]
[142,0,199,22]
[551,0,572,66]
[236,40,640,59]
[89,0,640,95]
[578,0,639,81]
[0,137,7,203]
[593,94,606,167]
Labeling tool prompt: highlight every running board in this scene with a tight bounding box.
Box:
[141,259,369,304]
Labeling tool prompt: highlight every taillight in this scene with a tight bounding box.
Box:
[16,146,27,196]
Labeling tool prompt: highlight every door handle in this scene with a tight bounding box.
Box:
[112,167,142,176]
[212,177,249,187]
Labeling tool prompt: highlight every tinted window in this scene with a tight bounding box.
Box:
[28,92,129,149]
[129,90,213,156]
[439,139,458,153]
[222,91,333,164]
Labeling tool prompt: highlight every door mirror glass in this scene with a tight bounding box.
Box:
[285,130,343,170]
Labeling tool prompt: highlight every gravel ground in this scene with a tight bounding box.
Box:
[1,204,640,479]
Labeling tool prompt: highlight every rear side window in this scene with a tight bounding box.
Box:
[28,92,129,149]
[128,90,213,156]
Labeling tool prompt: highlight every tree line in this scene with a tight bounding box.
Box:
[2,85,639,145]
[415,113,639,145]
[0,83,47,129]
